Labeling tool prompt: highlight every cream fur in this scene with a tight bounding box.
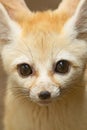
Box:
[0,0,87,130]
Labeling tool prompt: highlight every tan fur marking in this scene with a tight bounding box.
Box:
[21,11,70,36]
[48,71,61,87]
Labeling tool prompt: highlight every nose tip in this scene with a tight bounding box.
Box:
[38,91,51,100]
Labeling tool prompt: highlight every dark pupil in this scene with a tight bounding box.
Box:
[55,60,69,74]
[18,64,32,77]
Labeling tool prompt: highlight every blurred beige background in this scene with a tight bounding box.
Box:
[0,0,61,129]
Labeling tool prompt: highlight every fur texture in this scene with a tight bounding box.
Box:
[0,0,87,130]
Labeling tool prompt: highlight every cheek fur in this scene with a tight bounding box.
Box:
[10,72,37,90]
[53,66,85,89]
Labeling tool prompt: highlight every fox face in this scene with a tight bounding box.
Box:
[0,0,87,105]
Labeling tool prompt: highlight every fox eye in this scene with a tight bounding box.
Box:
[17,63,33,77]
[54,60,70,74]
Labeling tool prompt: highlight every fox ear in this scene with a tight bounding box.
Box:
[0,3,20,45]
[57,0,80,17]
[63,0,87,41]
[0,0,31,23]
[75,0,87,41]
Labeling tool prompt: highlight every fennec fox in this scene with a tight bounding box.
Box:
[0,0,87,130]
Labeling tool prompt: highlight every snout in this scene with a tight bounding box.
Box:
[29,84,60,105]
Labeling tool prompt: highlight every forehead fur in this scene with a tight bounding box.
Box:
[20,11,70,36]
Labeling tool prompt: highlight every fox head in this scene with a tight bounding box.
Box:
[0,0,87,105]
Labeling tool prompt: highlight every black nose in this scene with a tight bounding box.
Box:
[38,91,51,100]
